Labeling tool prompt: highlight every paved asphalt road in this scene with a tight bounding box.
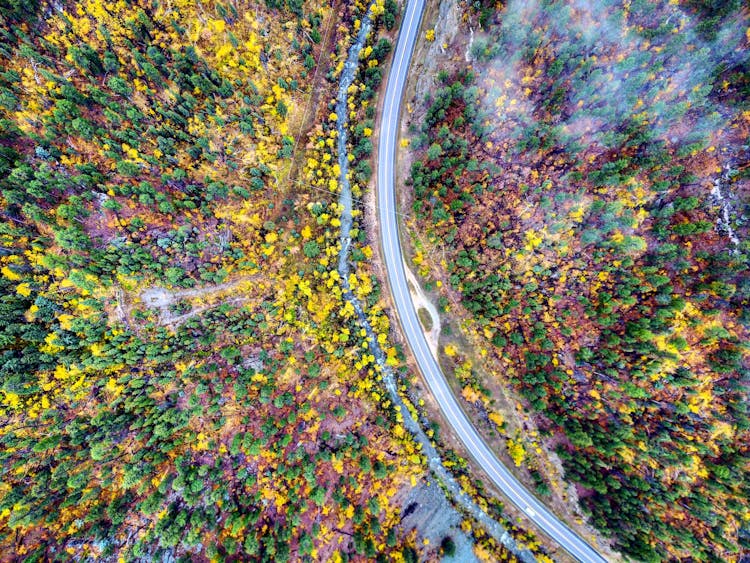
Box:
[375,1,608,561]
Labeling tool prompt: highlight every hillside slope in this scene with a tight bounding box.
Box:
[406,0,750,559]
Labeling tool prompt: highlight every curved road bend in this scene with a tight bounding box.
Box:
[376,1,608,562]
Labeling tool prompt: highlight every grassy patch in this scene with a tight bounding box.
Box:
[418,307,434,331]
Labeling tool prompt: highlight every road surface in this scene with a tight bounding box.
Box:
[375,1,608,561]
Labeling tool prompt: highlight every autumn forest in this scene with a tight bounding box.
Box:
[0,0,748,561]
[408,0,749,560]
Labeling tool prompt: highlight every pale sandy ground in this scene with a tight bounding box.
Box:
[137,279,253,326]
[400,478,478,563]
[402,260,441,356]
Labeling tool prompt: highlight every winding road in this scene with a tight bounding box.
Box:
[375,1,608,562]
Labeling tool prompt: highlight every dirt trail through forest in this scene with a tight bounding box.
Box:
[137,278,256,326]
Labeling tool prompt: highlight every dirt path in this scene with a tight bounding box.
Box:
[402,260,441,355]
[279,1,342,193]
[141,280,243,308]
[138,278,258,326]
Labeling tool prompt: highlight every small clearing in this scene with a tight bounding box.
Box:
[399,478,478,562]
[138,279,255,326]
[403,261,441,356]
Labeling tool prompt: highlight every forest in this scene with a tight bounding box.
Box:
[408,0,749,560]
[0,0,464,560]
